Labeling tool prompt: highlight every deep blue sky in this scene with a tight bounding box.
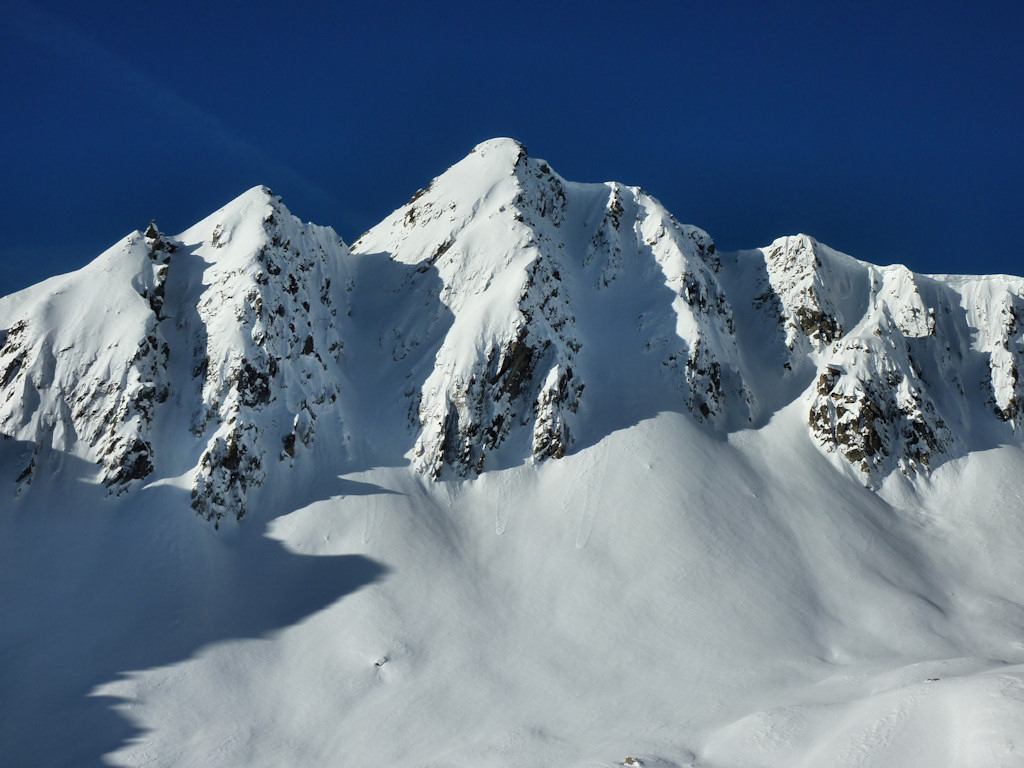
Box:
[2,0,1021,297]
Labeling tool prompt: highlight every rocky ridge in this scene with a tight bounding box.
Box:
[351,139,751,477]
[1,141,1023,518]
[752,235,1024,481]
[351,140,584,478]
[181,187,351,524]
[0,227,171,494]
[0,187,352,525]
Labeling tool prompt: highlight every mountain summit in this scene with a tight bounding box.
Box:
[2,141,1024,768]
[1,185,352,523]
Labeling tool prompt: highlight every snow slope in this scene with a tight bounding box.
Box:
[2,139,1024,767]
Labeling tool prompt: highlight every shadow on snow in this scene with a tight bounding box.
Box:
[0,439,387,768]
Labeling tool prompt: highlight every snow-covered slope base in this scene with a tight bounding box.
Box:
[2,140,1024,767]
[3,417,1023,768]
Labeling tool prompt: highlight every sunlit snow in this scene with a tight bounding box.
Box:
[2,139,1023,768]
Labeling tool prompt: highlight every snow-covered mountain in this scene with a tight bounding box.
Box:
[4,140,1021,506]
[1,186,354,525]
[2,139,1024,767]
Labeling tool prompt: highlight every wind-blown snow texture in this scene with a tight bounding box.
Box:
[2,139,1024,767]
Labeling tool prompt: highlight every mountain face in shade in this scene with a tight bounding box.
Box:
[2,139,1024,768]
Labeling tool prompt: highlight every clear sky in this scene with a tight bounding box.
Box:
[1,0,1021,297]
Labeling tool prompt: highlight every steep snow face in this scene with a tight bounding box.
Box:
[749,237,1024,484]
[758,234,863,352]
[176,187,351,524]
[0,187,352,524]
[351,138,749,477]
[954,276,1024,425]
[626,189,749,424]
[0,226,171,492]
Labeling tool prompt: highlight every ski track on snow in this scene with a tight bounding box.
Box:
[363,495,379,544]
[494,476,512,535]
[570,440,609,549]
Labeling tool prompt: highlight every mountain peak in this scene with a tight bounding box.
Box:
[0,185,350,523]
[470,136,527,157]
[177,184,284,256]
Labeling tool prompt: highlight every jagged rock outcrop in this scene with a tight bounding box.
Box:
[988,293,1024,425]
[758,235,853,352]
[354,140,584,478]
[807,345,953,479]
[183,187,350,524]
[956,279,1024,426]
[0,228,171,493]
[353,138,750,478]
[781,260,961,481]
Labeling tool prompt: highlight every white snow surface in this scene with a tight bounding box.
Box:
[2,139,1024,767]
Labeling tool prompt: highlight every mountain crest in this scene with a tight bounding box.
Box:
[353,141,753,477]
[0,228,171,494]
[183,187,351,523]
[0,187,353,524]
[2,142,1023,516]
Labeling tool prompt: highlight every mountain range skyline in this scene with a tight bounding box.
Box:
[3,137,1022,518]
[2,0,1022,298]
